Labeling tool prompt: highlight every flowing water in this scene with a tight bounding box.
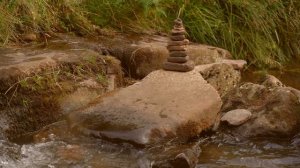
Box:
[1,130,300,168]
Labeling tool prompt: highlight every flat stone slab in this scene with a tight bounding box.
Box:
[0,48,101,80]
[170,35,185,41]
[168,39,189,46]
[167,56,189,63]
[219,59,247,70]
[67,69,222,145]
[195,59,247,72]
[221,109,252,126]
[170,51,188,57]
[163,61,195,72]
[167,45,187,51]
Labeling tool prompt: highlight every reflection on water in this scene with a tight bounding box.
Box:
[197,132,300,168]
[242,61,300,90]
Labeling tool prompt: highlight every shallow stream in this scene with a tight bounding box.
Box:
[1,130,300,168]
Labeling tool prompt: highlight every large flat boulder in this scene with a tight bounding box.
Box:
[67,69,222,145]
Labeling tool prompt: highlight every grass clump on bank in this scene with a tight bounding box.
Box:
[0,0,93,45]
[1,0,299,68]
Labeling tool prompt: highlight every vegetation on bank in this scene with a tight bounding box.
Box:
[0,52,122,139]
[0,0,299,68]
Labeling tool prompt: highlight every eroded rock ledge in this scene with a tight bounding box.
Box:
[0,47,123,141]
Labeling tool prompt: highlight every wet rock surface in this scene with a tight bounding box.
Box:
[222,78,300,137]
[150,142,202,168]
[67,68,222,145]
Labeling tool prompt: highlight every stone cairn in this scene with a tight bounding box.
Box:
[163,18,195,72]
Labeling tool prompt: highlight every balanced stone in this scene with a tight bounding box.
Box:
[167,45,187,51]
[168,39,189,46]
[171,35,185,41]
[173,27,185,30]
[169,51,187,57]
[171,29,186,35]
[167,56,189,63]
[174,18,183,25]
[163,61,195,72]
[173,27,184,30]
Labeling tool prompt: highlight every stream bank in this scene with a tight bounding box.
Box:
[0,33,299,167]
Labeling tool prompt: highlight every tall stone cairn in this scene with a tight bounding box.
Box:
[163,18,195,72]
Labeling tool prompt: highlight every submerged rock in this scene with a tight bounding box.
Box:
[261,74,284,88]
[0,140,21,166]
[151,142,201,168]
[67,69,222,145]
[292,133,300,147]
[221,109,252,126]
[222,78,300,137]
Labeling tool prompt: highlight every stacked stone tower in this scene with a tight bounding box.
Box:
[163,18,194,72]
